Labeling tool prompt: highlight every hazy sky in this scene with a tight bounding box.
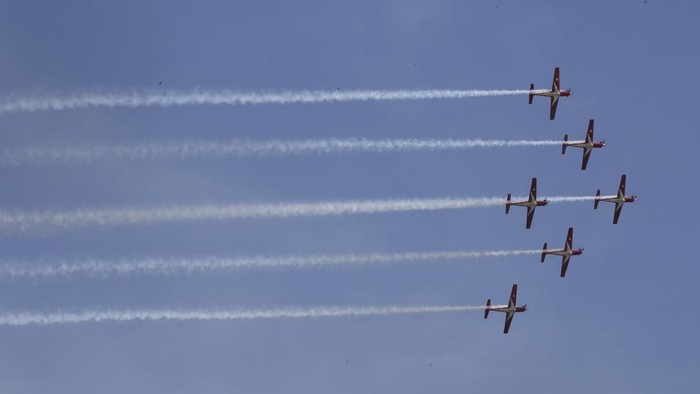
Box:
[0,1,697,393]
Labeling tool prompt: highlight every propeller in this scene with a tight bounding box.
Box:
[523,303,528,311]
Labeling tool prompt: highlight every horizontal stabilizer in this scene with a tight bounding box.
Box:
[594,190,601,209]
[484,299,491,319]
[529,84,535,104]
[562,134,568,155]
[505,194,511,214]
[541,243,548,262]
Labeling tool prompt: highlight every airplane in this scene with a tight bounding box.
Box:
[529,67,573,120]
[506,177,548,229]
[562,119,605,170]
[484,284,527,334]
[541,227,584,277]
[595,174,636,224]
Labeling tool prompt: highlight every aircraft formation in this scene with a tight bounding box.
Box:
[0,68,637,334]
[485,68,636,334]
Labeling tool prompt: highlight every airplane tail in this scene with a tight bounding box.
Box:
[541,243,548,262]
[528,83,535,104]
[594,190,601,209]
[484,299,491,319]
[562,134,568,155]
[505,194,511,214]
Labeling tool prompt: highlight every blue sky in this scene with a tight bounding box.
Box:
[0,1,697,392]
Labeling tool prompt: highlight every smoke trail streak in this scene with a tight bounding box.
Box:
[0,305,491,326]
[0,138,562,166]
[0,196,607,234]
[546,196,612,203]
[0,249,542,279]
[0,197,505,233]
[0,89,547,113]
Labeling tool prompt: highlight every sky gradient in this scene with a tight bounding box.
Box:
[0,1,697,393]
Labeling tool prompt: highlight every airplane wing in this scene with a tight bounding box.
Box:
[581,148,592,170]
[552,67,560,91]
[566,227,573,250]
[503,312,514,334]
[508,284,517,308]
[529,178,537,201]
[560,255,571,277]
[526,205,535,229]
[618,175,627,197]
[586,119,594,142]
[613,202,624,224]
[549,96,559,120]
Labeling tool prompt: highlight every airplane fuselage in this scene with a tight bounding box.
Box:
[488,305,527,314]
[597,195,636,204]
[565,140,605,149]
[510,199,548,208]
[545,248,583,257]
[532,89,572,99]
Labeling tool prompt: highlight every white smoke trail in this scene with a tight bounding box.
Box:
[0,249,542,279]
[0,305,491,326]
[0,88,547,113]
[547,196,614,203]
[0,197,507,233]
[0,196,601,234]
[0,138,562,166]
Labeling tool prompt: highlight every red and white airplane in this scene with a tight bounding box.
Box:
[506,177,548,229]
[529,67,572,120]
[484,284,527,334]
[595,174,636,224]
[541,227,584,277]
[563,119,605,170]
